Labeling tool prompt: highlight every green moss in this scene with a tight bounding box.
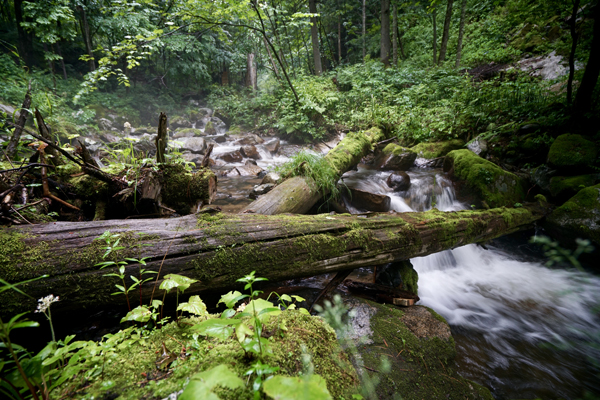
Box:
[398,261,418,296]
[547,184,600,245]
[410,139,464,159]
[68,174,109,197]
[205,120,216,135]
[161,164,217,214]
[445,149,526,208]
[175,127,204,136]
[381,143,415,157]
[548,174,598,199]
[52,311,358,400]
[228,125,242,135]
[547,134,598,170]
[326,128,385,175]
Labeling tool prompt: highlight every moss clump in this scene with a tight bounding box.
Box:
[52,311,358,400]
[547,134,598,170]
[410,139,464,159]
[204,120,216,135]
[160,164,216,214]
[546,184,600,245]
[352,300,493,400]
[548,174,599,200]
[444,149,526,208]
[174,127,204,137]
[399,261,418,296]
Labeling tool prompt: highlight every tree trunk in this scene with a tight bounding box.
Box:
[0,205,547,315]
[392,3,398,66]
[338,14,342,64]
[42,43,57,91]
[5,83,31,160]
[14,0,32,67]
[56,42,68,80]
[362,0,367,61]
[432,9,438,66]
[155,112,167,163]
[34,109,62,165]
[380,0,391,66]
[574,0,600,117]
[263,36,281,80]
[438,0,454,64]
[568,0,581,105]
[246,53,257,90]
[455,0,467,68]
[309,0,322,75]
[242,127,386,215]
[78,5,96,72]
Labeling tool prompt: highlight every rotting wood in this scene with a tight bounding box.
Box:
[242,127,386,215]
[0,202,547,314]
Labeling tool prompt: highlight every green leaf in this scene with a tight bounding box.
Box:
[179,364,244,400]
[262,375,333,400]
[120,306,152,323]
[191,319,239,341]
[159,274,198,293]
[218,290,244,309]
[235,321,253,343]
[177,295,208,316]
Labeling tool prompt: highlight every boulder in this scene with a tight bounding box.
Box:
[132,139,156,155]
[197,107,213,118]
[214,135,227,143]
[387,172,411,191]
[176,137,206,154]
[375,143,417,171]
[410,139,464,159]
[235,134,265,146]
[546,184,600,245]
[237,164,264,176]
[98,132,121,144]
[218,150,243,163]
[444,149,527,208]
[173,128,204,138]
[531,164,557,194]
[467,138,488,157]
[98,118,113,131]
[549,174,600,202]
[170,115,192,130]
[250,183,275,199]
[261,172,280,185]
[208,117,227,135]
[204,120,217,135]
[265,138,280,153]
[240,145,261,160]
[347,188,390,212]
[547,133,598,172]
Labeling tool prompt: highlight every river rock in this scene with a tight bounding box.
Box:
[98,118,113,131]
[265,139,280,153]
[531,164,557,194]
[214,135,227,143]
[218,150,243,163]
[546,184,600,245]
[375,143,417,171]
[250,183,275,199]
[209,117,227,135]
[170,115,192,130]
[261,172,280,185]
[240,145,261,160]
[410,139,464,159]
[444,149,526,208]
[387,172,411,191]
[547,133,598,172]
[235,134,264,146]
[177,137,206,154]
[133,138,157,155]
[548,174,600,202]
[237,164,263,176]
[197,107,213,118]
[342,297,494,400]
[99,131,121,143]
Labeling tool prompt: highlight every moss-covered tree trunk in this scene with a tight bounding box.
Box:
[0,204,546,315]
[242,127,386,215]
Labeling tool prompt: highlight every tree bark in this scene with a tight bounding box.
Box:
[381,0,391,66]
[156,112,167,163]
[78,5,96,72]
[246,53,257,90]
[309,0,322,75]
[432,9,438,65]
[5,83,31,160]
[392,3,398,66]
[56,42,68,80]
[362,0,367,61]
[0,205,547,314]
[438,0,454,64]
[338,14,342,64]
[455,0,467,68]
[14,0,32,67]
[567,0,581,105]
[242,127,387,215]
[263,36,281,80]
[573,0,600,116]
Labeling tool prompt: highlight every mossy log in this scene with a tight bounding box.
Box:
[242,127,386,214]
[0,203,546,315]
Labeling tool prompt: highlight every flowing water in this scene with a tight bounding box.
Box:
[208,133,600,399]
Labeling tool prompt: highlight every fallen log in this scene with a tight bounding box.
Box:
[242,127,386,214]
[0,202,547,315]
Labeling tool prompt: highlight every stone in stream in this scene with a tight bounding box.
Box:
[207,117,227,135]
[98,118,113,131]
[375,143,417,171]
[330,187,391,213]
[173,128,204,138]
[237,164,263,176]
[261,172,280,185]
[547,133,598,172]
[175,137,206,154]
[240,145,261,160]
[387,172,411,191]
[264,138,280,153]
[546,184,600,245]
[214,135,227,143]
[170,115,192,130]
[235,133,264,146]
[217,150,243,163]
[250,183,275,199]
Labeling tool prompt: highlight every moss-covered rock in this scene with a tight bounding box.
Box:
[345,299,493,400]
[546,184,600,245]
[160,164,217,214]
[173,127,205,138]
[376,143,417,171]
[410,139,465,159]
[547,134,598,171]
[444,149,527,208]
[548,174,600,201]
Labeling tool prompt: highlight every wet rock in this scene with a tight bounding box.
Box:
[170,115,192,130]
[197,108,213,118]
[133,138,156,155]
[548,174,600,202]
[261,172,280,185]
[245,159,258,166]
[235,134,265,146]
[375,143,417,171]
[214,135,227,143]
[209,117,227,135]
[237,164,263,176]
[99,131,121,143]
[265,139,280,153]
[174,128,204,138]
[467,138,488,157]
[250,183,275,199]
[387,172,411,191]
[546,184,600,245]
[240,145,261,160]
[547,133,598,172]
[410,139,464,159]
[204,120,217,135]
[98,118,113,131]
[0,103,16,117]
[375,260,418,295]
[348,188,390,212]
[444,149,526,208]
[218,150,243,163]
[224,167,241,177]
[176,137,206,154]
[531,164,557,193]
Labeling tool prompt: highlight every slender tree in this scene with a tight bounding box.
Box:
[381,0,391,65]
[567,0,581,105]
[77,4,96,72]
[455,0,467,67]
[392,2,398,66]
[309,0,322,75]
[432,8,437,65]
[438,0,453,63]
[362,0,367,61]
[574,0,600,119]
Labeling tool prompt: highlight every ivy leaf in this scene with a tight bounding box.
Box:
[159,274,198,293]
[262,375,333,400]
[177,295,208,316]
[218,290,245,309]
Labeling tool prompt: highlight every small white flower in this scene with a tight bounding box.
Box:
[236,303,246,313]
[35,294,60,314]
